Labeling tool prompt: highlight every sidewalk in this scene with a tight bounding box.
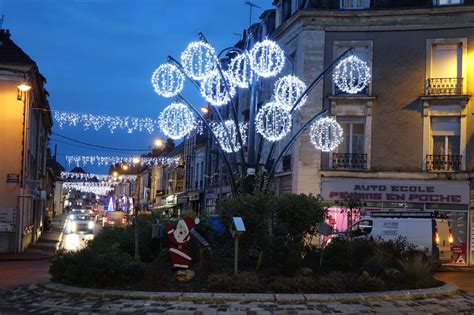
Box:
[0,214,66,261]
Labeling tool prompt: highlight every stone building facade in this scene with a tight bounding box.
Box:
[271,0,474,266]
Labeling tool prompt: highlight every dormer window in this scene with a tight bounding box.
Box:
[340,0,370,9]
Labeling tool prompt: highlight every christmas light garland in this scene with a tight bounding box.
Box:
[249,39,285,78]
[256,101,292,142]
[309,117,344,152]
[53,111,158,134]
[200,70,236,106]
[228,53,254,89]
[65,155,180,167]
[180,41,218,81]
[274,75,307,110]
[210,120,248,153]
[151,63,185,98]
[333,55,371,94]
[63,182,115,195]
[158,102,196,140]
[60,172,137,182]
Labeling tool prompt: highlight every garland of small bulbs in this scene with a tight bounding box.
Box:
[60,171,137,182]
[151,38,370,153]
[65,155,180,167]
[63,182,115,195]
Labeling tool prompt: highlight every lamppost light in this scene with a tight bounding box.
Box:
[200,106,209,114]
[17,83,32,92]
[121,164,129,171]
[132,157,140,164]
[112,171,118,178]
[154,138,164,147]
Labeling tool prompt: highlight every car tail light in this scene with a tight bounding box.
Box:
[449,231,454,245]
[122,218,126,224]
[435,232,440,245]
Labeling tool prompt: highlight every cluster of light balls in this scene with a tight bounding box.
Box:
[152,39,370,155]
[211,120,248,153]
[333,55,371,94]
[151,63,185,98]
[309,117,344,152]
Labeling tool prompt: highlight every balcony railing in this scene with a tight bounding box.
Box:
[332,153,367,170]
[426,155,462,171]
[425,78,463,96]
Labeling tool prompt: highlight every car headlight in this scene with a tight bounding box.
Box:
[88,221,94,229]
[69,214,74,220]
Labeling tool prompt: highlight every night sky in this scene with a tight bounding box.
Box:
[2,0,271,173]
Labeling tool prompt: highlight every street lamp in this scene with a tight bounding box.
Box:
[17,82,31,101]
[150,33,370,193]
[154,138,164,148]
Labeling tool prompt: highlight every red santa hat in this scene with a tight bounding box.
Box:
[183,217,200,230]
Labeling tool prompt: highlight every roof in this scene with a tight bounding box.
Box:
[47,158,66,178]
[0,29,36,67]
[70,166,87,173]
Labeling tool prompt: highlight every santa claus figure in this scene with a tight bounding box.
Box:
[167,217,200,270]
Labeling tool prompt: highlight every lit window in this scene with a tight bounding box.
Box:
[435,0,462,6]
[340,0,370,9]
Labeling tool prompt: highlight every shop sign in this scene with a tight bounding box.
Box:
[6,174,19,183]
[0,208,15,232]
[321,178,469,205]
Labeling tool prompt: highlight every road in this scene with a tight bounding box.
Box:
[0,220,102,289]
[435,270,474,292]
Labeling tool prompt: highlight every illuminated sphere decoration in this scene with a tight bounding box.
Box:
[274,75,307,110]
[333,55,371,94]
[200,70,236,106]
[158,102,195,140]
[249,39,285,78]
[180,41,217,81]
[256,101,292,142]
[211,120,248,153]
[151,63,185,98]
[228,53,254,88]
[309,117,344,152]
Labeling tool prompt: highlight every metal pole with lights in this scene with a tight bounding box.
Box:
[151,34,370,194]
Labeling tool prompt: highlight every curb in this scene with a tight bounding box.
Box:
[40,282,458,303]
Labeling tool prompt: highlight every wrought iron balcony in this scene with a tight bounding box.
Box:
[332,153,367,170]
[426,155,462,171]
[425,78,463,96]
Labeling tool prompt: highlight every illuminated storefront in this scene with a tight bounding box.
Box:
[321,178,471,266]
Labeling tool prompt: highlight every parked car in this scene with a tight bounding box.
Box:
[345,211,453,264]
[65,213,95,234]
[84,205,99,221]
[102,211,127,228]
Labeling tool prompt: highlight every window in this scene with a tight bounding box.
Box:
[427,117,462,171]
[332,117,367,170]
[338,117,365,155]
[351,220,373,237]
[333,43,372,95]
[426,39,465,95]
[434,0,462,5]
[340,0,370,9]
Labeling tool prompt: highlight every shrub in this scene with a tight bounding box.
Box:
[270,276,316,293]
[90,214,160,262]
[218,193,326,272]
[207,272,261,293]
[356,272,386,292]
[316,272,346,293]
[400,254,438,289]
[50,248,144,288]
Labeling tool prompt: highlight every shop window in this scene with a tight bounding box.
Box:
[427,117,461,171]
[340,0,370,9]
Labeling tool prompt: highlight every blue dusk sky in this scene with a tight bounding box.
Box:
[1,0,272,173]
